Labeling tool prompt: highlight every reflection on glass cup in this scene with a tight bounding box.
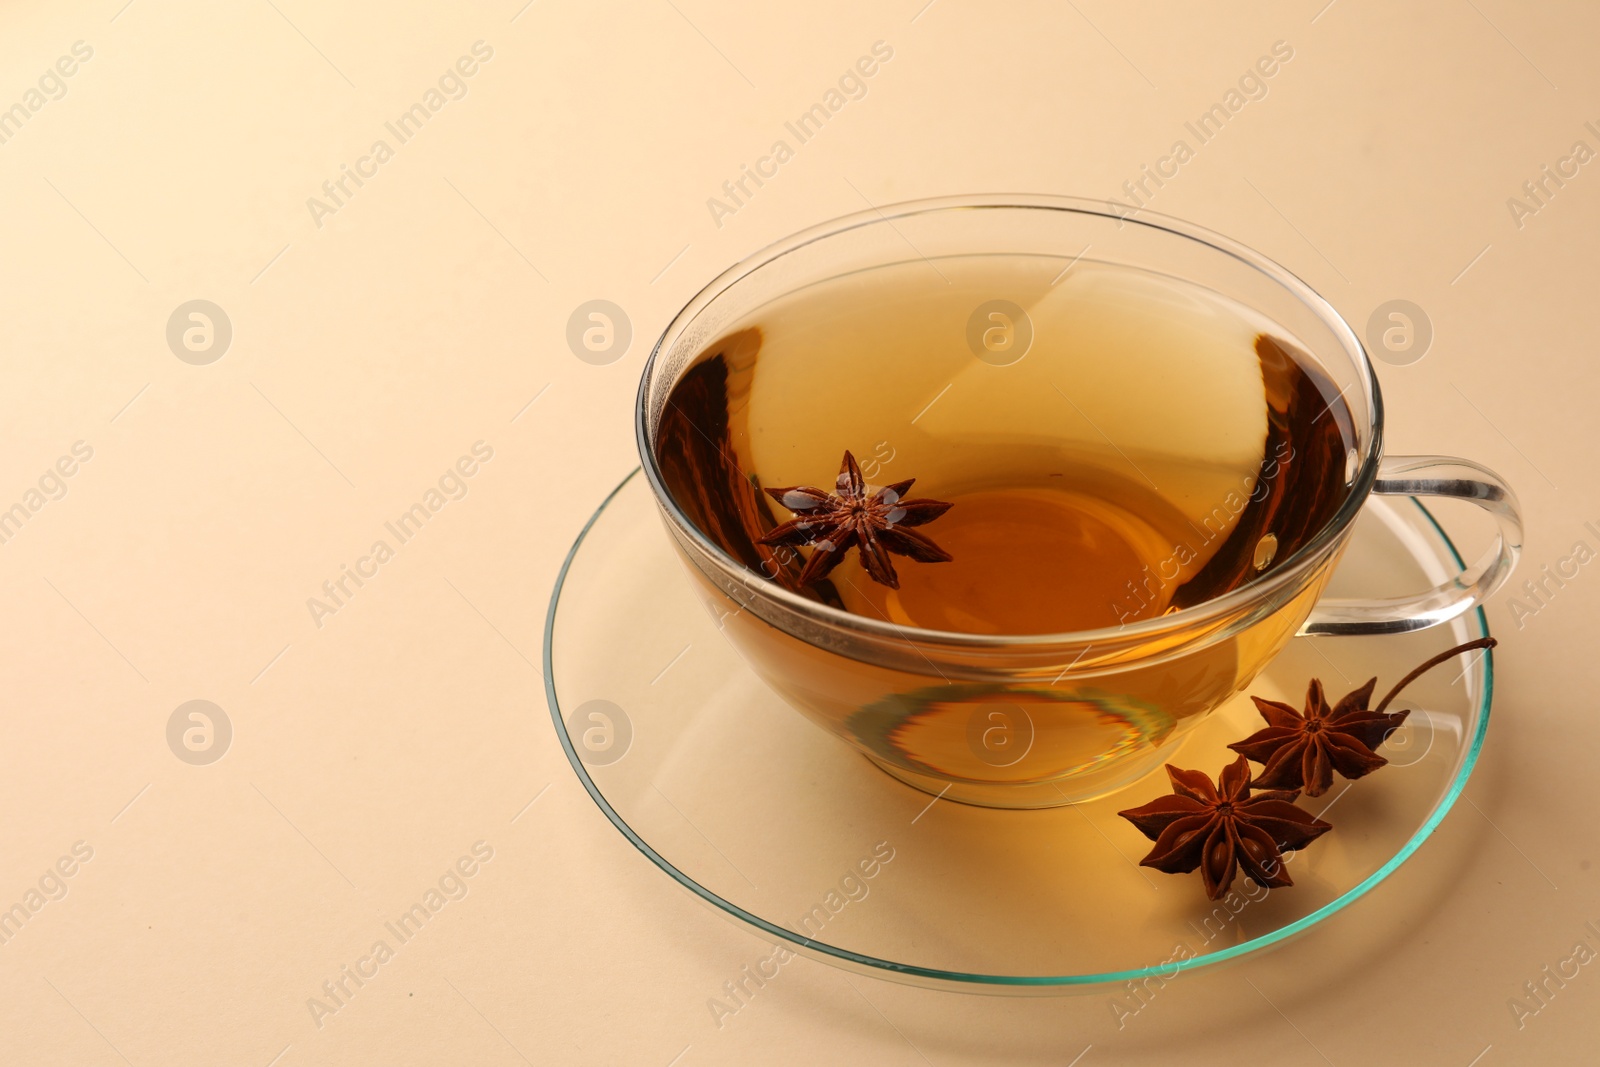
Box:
[637,196,1521,808]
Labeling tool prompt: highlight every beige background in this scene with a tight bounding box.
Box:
[0,0,1594,1063]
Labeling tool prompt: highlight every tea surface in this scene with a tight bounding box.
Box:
[656,256,1355,636]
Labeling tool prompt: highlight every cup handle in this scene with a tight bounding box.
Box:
[1298,455,1523,636]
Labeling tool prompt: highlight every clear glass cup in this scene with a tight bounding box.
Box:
[636,195,1522,808]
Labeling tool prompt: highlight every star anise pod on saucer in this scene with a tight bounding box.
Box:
[1228,637,1496,797]
[1118,755,1331,900]
[757,450,954,589]
[1228,677,1400,798]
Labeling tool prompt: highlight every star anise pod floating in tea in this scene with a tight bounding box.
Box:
[1228,637,1497,797]
[757,450,954,589]
[1117,755,1331,900]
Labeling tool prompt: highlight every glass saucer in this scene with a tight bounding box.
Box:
[544,471,1493,992]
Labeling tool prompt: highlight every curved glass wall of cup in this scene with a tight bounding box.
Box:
[634,195,1383,668]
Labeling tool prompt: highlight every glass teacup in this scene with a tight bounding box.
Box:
[636,195,1521,808]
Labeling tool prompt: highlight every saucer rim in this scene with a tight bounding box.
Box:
[544,467,1494,991]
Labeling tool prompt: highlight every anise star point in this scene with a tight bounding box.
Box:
[1226,638,1498,797]
[1228,676,1406,797]
[1117,755,1331,900]
[1118,638,1496,899]
[757,450,954,589]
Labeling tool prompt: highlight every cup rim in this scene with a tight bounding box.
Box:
[635,193,1384,649]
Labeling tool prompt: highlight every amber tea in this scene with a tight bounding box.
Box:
[650,253,1362,806]
[656,256,1357,636]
